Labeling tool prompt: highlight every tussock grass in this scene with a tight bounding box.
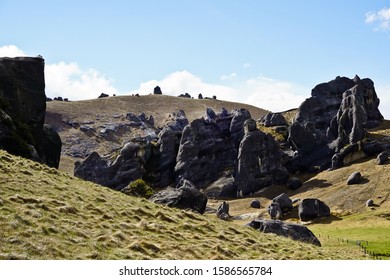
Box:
[0,149,368,260]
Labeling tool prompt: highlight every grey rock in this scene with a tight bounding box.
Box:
[287,76,383,172]
[150,179,207,214]
[0,57,62,168]
[366,199,374,207]
[259,113,287,127]
[267,203,282,220]
[298,198,330,221]
[287,177,302,190]
[376,152,389,165]
[272,193,293,213]
[153,86,162,95]
[250,199,261,209]
[235,119,282,196]
[98,93,109,98]
[347,171,362,185]
[247,219,321,246]
[216,201,230,220]
[204,175,236,198]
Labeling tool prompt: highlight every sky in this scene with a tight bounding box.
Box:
[1,0,390,117]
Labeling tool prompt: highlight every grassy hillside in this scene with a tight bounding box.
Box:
[0,149,366,260]
[217,155,390,259]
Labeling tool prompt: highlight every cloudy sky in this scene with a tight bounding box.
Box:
[1,0,390,117]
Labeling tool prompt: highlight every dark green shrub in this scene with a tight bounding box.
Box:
[121,179,154,198]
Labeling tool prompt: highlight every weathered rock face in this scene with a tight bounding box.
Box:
[74,140,156,190]
[149,179,207,214]
[298,198,330,221]
[174,108,251,189]
[288,76,383,172]
[235,119,284,196]
[272,193,293,213]
[0,57,61,168]
[259,113,287,127]
[247,219,321,246]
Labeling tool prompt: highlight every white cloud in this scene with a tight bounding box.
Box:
[130,71,308,112]
[365,8,390,31]
[242,77,308,112]
[1,45,309,111]
[220,72,237,81]
[243,63,251,68]
[0,45,27,57]
[376,84,390,119]
[1,44,119,100]
[45,62,119,100]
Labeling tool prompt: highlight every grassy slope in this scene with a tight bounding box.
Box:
[0,150,366,260]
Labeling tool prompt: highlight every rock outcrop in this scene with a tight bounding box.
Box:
[298,198,330,221]
[174,108,251,189]
[287,76,383,172]
[0,57,61,168]
[259,113,287,127]
[149,179,207,214]
[74,140,157,190]
[236,119,286,196]
[247,219,321,246]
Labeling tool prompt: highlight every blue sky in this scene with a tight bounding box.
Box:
[1,0,390,117]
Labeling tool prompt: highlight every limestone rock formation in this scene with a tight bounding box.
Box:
[288,76,383,172]
[259,113,287,127]
[174,108,251,189]
[247,219,321,246]
[74,140,156,190]
[235,119,284,196]
[298,198,330,221]
[0,57,61,168]
[149,179,207,214]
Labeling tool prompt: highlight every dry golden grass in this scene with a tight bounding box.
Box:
[0,149,366,260]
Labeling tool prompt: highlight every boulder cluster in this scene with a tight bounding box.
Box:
[72,75,389,213]
[0,57,61,168]
[75,107,288,201]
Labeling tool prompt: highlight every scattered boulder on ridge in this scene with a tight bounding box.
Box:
[153,86,162,95]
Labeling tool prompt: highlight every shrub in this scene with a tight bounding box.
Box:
[121,179,154,198]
